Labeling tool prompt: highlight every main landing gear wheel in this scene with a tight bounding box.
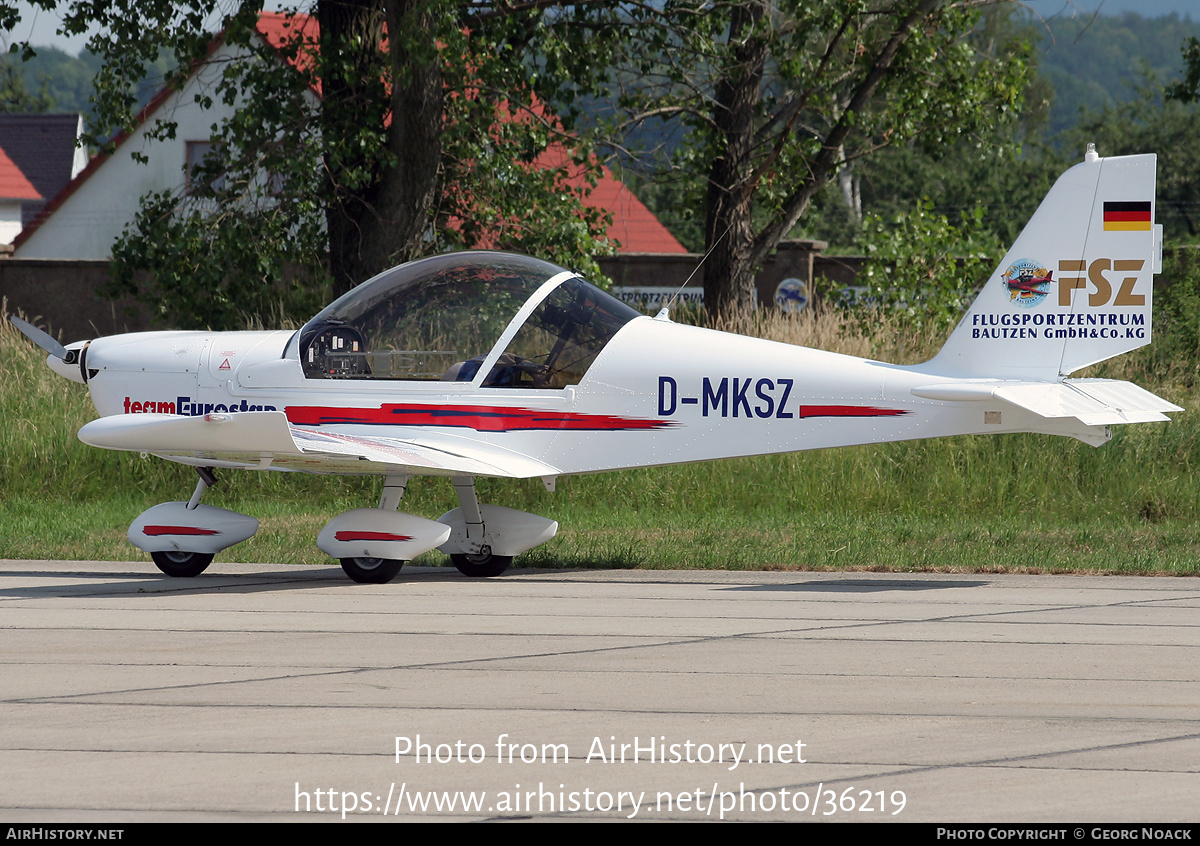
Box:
[150,550,214,578]
[451,552,512,578]
[340,557,404,584]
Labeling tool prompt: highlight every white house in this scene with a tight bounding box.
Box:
[0,142,41,245]
[13,33,284,260]
[0,113,89,230]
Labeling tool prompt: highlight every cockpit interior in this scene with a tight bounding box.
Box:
[292,252,642,389]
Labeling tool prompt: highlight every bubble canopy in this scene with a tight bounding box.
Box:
[289,251,643,389]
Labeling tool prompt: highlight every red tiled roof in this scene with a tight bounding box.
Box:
[532,144,684,253]
[254,12,321,93]
[0,143,41,201]
[584,165,685,253]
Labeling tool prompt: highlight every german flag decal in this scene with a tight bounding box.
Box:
[1103,201,1152,231]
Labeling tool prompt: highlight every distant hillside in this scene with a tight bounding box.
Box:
[1034,12,1200,137]
[6,10,1200,139]
[1026,0,1196,18]
[0,45,167,129]
[0,46,100,116]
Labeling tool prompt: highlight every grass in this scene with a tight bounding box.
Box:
[3,302,1199,575]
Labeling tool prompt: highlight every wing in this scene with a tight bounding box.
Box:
[77,411,559,478]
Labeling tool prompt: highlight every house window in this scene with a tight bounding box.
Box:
[185,141,226,195]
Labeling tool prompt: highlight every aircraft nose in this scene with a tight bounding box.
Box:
[45,340,92,384]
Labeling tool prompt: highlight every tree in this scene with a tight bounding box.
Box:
[1,1,619,327]
[0,46,105,116]
[603,0,1030,327]
[0,56,54,112]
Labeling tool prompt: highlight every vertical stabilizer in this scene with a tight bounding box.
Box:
[926,150,1159,380]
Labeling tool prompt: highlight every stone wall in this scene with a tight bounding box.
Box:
[0,259,153,342]
[600,239,831,310]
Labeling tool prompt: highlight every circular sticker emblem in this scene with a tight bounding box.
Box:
[1001,259,1052,308]
[774,277,808,313]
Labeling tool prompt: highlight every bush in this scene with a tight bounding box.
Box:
[1147,248,1200,386]
[840,199,1001,349]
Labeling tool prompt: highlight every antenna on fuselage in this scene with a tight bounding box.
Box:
[656,216,739,321]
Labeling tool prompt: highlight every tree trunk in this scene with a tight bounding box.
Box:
[702,1,767,330]
[838,159,861,226]
[320,0,443,296]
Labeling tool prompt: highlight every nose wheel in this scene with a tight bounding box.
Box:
[150,550,214,578]
[340,557,404,584]
[131,468,258,578]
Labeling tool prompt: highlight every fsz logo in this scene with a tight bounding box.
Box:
[1057,259,1145,306]
[1002,259,1052,308]
[1001,258,1146,309]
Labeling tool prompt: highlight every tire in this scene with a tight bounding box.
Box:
[151,550,214,577]
[340,557,403,584]
[451,552,512,578]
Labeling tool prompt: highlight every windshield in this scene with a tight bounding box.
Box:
[295,251,641,387]
[486,276,644,389]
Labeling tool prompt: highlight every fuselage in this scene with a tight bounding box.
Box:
[77,316,1095,478]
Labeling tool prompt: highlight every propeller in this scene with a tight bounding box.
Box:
[9,316,72,362]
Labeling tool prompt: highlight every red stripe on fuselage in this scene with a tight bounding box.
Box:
[798,406,909,419]
[285,403,676,432]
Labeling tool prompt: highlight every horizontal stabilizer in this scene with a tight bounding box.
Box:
[995,379,1181,426]
[912,378,1181,426]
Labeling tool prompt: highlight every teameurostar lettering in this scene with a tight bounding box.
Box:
[123,396,277,415]
[971,312,1146,340]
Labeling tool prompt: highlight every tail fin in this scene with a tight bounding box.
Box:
[927,149,1161,380]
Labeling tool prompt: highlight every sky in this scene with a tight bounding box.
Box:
[6,2,94,55]
[4,1,278,55]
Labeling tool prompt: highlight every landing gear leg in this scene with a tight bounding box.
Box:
[448,477,511,578]
[187,466,217,509]
[379,473,409,512]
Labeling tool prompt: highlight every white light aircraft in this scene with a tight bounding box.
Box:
[12,149,1181,582]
